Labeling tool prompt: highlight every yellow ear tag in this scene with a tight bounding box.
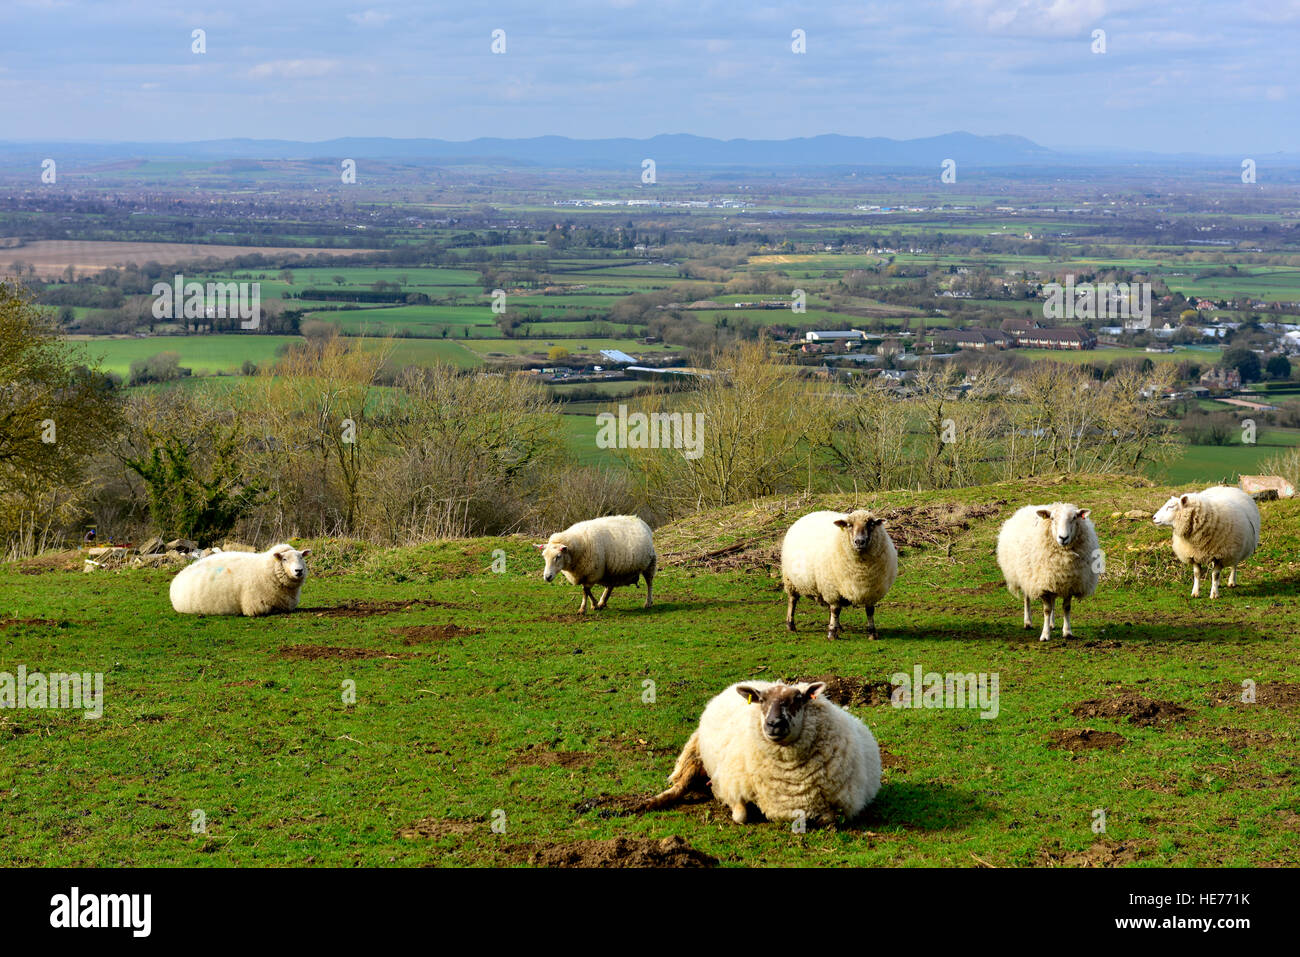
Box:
[747,694,753,704]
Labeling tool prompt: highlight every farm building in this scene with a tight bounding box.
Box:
[805,330,867,343]
[1019,327,1098,350]
[934,328,1011,351]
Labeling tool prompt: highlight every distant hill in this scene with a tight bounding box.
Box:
[1,132,1297,169]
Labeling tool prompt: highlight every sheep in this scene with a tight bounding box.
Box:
[780,509,897,639]
[169,543,311,616]
[1152,486,1260,599]
[648,680,881,825]
[535,515,656,613]
[996,502,1099,641]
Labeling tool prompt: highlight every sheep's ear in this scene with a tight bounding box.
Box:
[868,517,884,528]
[299,548,311,558]
[555,543,567,552]
[804,682,827,700]
[533,543,547,550]
[735,685,762,704]
[832,518,850,528]
[1077,510,1089,521]
[1179,495,1190,506]
[1036,509,1052,520]
[271,546,287,559]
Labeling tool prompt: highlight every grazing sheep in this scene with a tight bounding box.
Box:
[535,515,656,613]
[780,509,897,639]
[996,503,1099,641]
[1153,486,1260,599]
[169,544,311,616]
[649,681,881,825]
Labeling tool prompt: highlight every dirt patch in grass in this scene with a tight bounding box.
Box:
[1212,681,1300,709]
[391,624,482,645]
[1049,728,1126,751]
[513,835,717,868]
[0,618,63,627]
[1070,692,1191,727]
[222,679,260,688]
[396,817,481,839]
[1041,839,1149,867]
[12,551,82,574]
[1202,727,1277,749]
[880,745,908,773]
[790,674,898,707]
[298,598,463,618]
[276,645,416,661]
[1080,639,1123,649]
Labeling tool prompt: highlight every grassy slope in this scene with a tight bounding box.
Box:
[1,475,1296,867]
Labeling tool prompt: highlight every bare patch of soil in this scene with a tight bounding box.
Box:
[276,645,416,661]
[529,613,599,624]
[396,817,481,839]
[1041,839,1149,867]
[515,835,717,868]
[1049,728,1126,751]
[14,551,82,574]
[0,618,62,627]
[790,674,898,707]
[298,598,462,618]
[391,624,482,645]
[880,745,908,772]
[1070,692,1190,727]
[1212,681,1300,709]
[1202,727,1276,749]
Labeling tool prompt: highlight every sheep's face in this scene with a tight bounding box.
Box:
[735,682,826,745]
[1035,505,1089,548]
[535,541,570,582]
[833,511,884,555]
[271,545,310,583]
[1152,495,1183,528]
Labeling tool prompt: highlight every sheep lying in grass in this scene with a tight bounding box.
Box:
[170,544,311,616]
[780,509,897,639]
[1153,486,1260,599]
[996,503,1098,641]
[536,515,656,613]
[649,681,881,825]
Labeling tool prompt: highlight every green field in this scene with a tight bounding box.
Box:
[2,476,1296,866]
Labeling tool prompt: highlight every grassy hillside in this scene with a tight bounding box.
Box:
[1,475,1296,866]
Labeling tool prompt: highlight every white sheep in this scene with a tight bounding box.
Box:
[169,543,311,616]
[649,680,881,825]
[996,502,1099,641]
[780,509,897,639]
[1152,486,1260,598]
[535,515,656,613]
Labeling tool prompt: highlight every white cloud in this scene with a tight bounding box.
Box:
[248,58,341,79]
[347,10,392,27]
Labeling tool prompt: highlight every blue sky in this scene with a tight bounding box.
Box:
[1,0,1296,151]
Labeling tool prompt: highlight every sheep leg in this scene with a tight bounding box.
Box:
[1022,594,1032,630]
[1191,563,1201,598]
[786,591,799,631]
[646,731,704,811]
[595,586,613,610]
[642,564,655,608]
[730,802,749,824]
[579,586,594,613]
[1061,594,1074,639]
[1209,562,1221,600]
[827,604,842,640]
[1228,565,1237,587]
[1039,595,1054,642]
[865,605,879,640]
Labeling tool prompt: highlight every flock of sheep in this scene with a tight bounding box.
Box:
[164,483,1263,827]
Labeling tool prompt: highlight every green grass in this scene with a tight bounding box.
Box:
[1156,430,1300,485]
[1,476,1296,866]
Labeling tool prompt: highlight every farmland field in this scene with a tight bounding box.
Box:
[2,476,1295,866]
[3,240,380,278]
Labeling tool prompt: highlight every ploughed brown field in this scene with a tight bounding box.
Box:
[0,239,380,278]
